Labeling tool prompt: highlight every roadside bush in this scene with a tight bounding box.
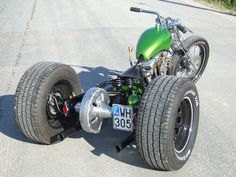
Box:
[206,0,236,8]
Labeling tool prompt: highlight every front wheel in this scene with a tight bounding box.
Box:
[171,35,209,83]
[136,76,199,170]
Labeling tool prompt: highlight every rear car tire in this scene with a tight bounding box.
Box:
[136,76,199,170]
[14,62,82,144]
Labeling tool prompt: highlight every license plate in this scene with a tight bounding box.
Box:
[112,104,133,132]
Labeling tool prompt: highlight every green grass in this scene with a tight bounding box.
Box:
[197,0,236,12]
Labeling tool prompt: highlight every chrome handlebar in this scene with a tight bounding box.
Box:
[130,7,192,34]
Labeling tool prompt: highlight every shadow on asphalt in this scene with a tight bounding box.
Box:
[71,119,151,169]
[159,0,236,16]
[76,65,121,91]
[0,66,151,170]
[0,95,32,143]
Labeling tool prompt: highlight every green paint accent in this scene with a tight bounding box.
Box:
[136,27,172,61]
[128,93,140,107]
[127,79,143,107]
[134,79,141,85]
[120,79,143,107]
[121,85,129,93]
[155,24,160,29]
[136,87,142,95]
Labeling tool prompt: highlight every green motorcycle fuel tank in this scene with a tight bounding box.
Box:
[136,26,173,61]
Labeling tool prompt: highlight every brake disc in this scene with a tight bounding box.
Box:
[79,87,111,133]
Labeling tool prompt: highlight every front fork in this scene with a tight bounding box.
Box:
[172,27,196,71]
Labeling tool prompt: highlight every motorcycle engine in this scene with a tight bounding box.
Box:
[155,51,172,75]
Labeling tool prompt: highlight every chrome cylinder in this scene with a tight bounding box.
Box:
[79,87,112,133]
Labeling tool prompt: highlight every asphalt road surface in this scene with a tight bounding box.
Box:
[0,0,235,176]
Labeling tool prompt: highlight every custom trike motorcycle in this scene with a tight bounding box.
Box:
[14,7,209,170]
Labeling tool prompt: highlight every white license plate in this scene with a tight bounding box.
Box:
[112,104,133,132]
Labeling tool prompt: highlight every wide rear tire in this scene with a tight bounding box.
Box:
[14,62,82,144]
[136,76,199,170]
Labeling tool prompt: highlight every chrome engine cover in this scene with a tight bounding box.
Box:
[79,87,112,133]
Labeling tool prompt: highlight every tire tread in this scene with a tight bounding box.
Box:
[14,62,78,144]
[136,75,191,170]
